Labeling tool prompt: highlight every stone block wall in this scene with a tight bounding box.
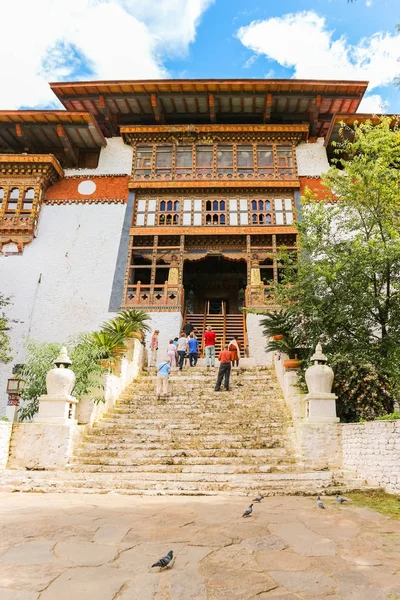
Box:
[0,421,12,469]
[341,421,400,494]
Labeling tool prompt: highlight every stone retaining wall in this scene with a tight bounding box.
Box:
[0,421,12,469]
[341,421,400,494]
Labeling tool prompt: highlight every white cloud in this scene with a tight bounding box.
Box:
[237,10,400,108]
[0,0,213,109]
[358,94,388,113]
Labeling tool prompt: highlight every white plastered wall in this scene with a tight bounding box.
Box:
[246,314,271,366]
[0,203,126,414]
[296,138,330,177]
[65,137,133,177]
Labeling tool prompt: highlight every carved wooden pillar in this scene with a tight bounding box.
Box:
[246,235,251,287]
[250,253,262,286]
[150,235,158,303]
[272,234,278,282]
[167,253,179,285]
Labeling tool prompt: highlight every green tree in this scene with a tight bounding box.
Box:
[0,293,12,364]
[276,117,400,418]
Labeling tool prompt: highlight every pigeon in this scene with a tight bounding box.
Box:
[242,503,253,517]
[336,494,348,504]
[253,494,264,503]
[151,550,173,568]
[316,496,325,509]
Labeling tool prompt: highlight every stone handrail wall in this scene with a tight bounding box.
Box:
[0,422,12,469]
[342,421,400,494]
[274,353,400,492]
[7,339,145,470]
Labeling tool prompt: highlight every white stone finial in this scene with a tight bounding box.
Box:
[54,346,72,367]
[310,342,327,363]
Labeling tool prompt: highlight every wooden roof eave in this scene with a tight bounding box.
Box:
[0,153,64,178]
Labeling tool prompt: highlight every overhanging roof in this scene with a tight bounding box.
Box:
[50,79,369,137]
[325,113,399,146]
[0,111,106,167]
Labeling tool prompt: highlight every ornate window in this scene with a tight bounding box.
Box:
[155,145,172,180]
[135,145,153,179]
[276,147,295,179]
[196,146,213,179]
[251,199,272,225]
[7,188,20,212]
[176,146,193,179]
[132,142,297,182]
[205,199,227,225]
[257,146,274,179]
[159,198,180,225]
[237,145,254,178]
[217,145,233,178]
[22,188,35,212]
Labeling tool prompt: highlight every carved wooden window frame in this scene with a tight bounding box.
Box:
[133,193,295,228]
[132,141,297,182]
[0,182,40,217]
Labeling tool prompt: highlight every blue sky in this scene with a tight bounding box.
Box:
[1,0,399,112]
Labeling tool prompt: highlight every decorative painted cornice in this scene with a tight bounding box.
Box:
[44,197,126,205]
[129,180,300,191]
[0,154,64,187]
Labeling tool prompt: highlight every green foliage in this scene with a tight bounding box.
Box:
[260,310,306,358]
[86,330,126,359]
[17,310,150,421]
[375,411,400,421]
[332,358,393,422]
[18,341,62,421]
[0,293,12,364]
[117,309,151,336]
[274,117,400,420]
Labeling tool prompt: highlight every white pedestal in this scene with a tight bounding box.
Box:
[6,404,19,423]
[35,394,78,425]
[304,392,339,423]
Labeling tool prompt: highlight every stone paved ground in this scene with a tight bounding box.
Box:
[0,493,399,600]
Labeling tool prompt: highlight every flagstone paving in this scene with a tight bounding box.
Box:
[0,492,399,599]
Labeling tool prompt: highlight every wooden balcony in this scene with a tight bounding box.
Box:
[123,282,184,312]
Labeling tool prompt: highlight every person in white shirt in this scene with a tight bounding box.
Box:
[176,332,188,371]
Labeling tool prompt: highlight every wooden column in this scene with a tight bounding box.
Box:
[272,234,278,282]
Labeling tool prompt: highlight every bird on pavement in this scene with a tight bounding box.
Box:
[253,494,264,502]
[336,494,348,504]
[316,496,325,509]
[151,550,173,568]
[243,503,253,517]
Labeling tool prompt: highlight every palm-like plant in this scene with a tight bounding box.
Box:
[87,330,126,359]
[261,310,303,359]
[117,309,150,338]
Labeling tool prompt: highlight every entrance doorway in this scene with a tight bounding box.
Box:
[183,255,247,315]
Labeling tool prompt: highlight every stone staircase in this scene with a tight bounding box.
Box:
[0,366,361,495]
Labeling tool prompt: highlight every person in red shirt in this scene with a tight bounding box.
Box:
[204,326,217,368]
[215,345,232,391]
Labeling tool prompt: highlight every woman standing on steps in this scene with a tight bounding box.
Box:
[228,336,241,368]
[167,339,177,368]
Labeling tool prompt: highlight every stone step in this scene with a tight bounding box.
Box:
[71,454,292,467]
[95,421,288,432]
[0,469,338,495]
[67,462,299,474]
[81,437,287,450]
[87,430,288,443]
[74,446,291,458]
